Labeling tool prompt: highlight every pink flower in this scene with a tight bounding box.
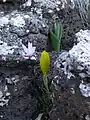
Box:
[22,42,36,60]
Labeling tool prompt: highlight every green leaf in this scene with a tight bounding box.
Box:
[50,31,60,52]
[54,22,59,39]
[55,22,62,40]
[54,22,57,36]
[49,22,63,52]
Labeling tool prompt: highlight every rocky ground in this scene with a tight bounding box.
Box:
[0,0,90,120]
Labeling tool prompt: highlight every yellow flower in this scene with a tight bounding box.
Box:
[40,50,50,74]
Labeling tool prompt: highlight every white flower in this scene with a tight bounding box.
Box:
[22,42,36,59]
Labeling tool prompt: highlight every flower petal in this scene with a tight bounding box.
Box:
[28,43,36,56]
[30,56,36,60]
[22,42,36,57]
[23,56,29,59]
[28,42,32,51]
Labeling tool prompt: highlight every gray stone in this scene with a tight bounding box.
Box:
[0,0,26,3]
[22,33,48,52]
[0,10,49,56]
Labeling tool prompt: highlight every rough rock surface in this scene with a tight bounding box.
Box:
[0,0,87,56]
[55,30,90,77]
[0,11,48,55]
[0,0,26,4]
[54,30,90,96]
[49,29,90,120]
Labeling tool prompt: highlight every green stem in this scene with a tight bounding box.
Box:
[43,73,49,92]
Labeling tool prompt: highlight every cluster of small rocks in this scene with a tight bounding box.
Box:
[54,30,90,96]
[49,29,90,120]
[0,0,86,57]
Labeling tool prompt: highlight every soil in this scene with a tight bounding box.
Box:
[0,62,38,120]
[49,87,90,120]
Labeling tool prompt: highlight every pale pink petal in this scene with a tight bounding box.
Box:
[28,42,32,51]
[30,56,36,60]
[22,42,36,58]
[27,49,33,56]
[28,47,35,56]
[22,53,29,59]
[23,56,29,59]
[28,43,36,56]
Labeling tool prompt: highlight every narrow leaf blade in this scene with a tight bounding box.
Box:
[50,31,60,52]
[55,22,60,39]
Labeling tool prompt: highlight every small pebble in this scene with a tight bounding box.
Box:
[48,10,53,13]
[56,8,60,11]
[0,115,3,118]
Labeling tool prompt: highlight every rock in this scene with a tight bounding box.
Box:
[79,82,90,97]
[9,14,28,37]
[69,30,90,77]
[0,10,48,55]
[9,11,48,36]
[0,0,26,4]
[22,0,88,50]
[23,0,31,7]
[22,33,48,52]
[54,30,90,81]
[0,72,11,107]
[53,29,90,101]
[0,0,88,57]
[49,49,90,119]
[54,51,76,81]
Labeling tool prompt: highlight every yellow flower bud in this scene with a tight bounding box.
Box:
[40,50,50,74]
